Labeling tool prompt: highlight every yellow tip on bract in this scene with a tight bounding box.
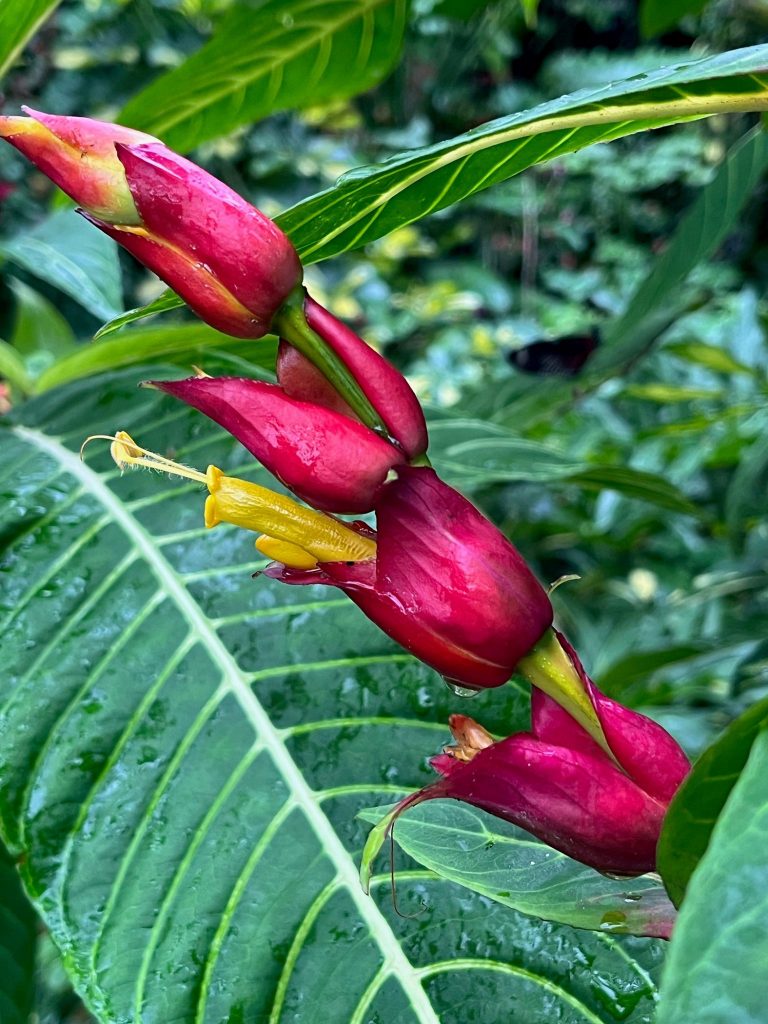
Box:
[0,116,41,138]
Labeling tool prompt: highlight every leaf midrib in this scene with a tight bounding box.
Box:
[12,424,440,1024]
[292,89,768,259]
[137,0,396,139]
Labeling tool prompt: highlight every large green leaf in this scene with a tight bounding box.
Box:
[0,367,664,1024]
[120,0,407,152]
[277,46,768,264]
[0,210,123,322]
[656,695,768,907]
[655,727,768,1023]
[0,843,37,1024]
[0,0,63,79]
[359,801,676,939]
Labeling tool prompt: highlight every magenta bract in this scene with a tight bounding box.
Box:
[151,376,406,513]
[392,678,690,876]
[265,466,554,687]
[277,297,428,459]
[0,110,302,338]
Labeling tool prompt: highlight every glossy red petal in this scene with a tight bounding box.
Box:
[371,467,552,685]
[299,297,428,458]
[81,214,264,338]
[433,734,666,876]
[116,143,302,329]
[152,376,405,513]
[555,632,690,803]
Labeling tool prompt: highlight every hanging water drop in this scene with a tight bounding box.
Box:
[443,678,481,699]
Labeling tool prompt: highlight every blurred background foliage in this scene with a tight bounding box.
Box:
[1,0,768,1018]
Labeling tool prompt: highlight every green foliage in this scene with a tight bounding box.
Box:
[121,0,408,152]
[0,0,63,78]
[657,695,768,906]
[359,801,675,938]
[277,47,768,264]
[35,323,276,393]
[640,0,709,39]
[0,210,123,322]
[655,728,768,1023]
[1,369,663,1024]
[0,843,37,1024]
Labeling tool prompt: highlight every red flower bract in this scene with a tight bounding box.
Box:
[369,643,690,878]
[151,375,406,514]
[266,466,554,688]
[0,109,302,337]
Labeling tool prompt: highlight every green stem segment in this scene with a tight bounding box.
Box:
[517,628,613,759]
[273,289,386,436]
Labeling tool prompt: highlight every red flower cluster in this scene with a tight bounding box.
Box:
[2,110,689,881]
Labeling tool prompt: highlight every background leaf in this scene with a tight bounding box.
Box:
[34,323,277,393]
[93,290,186,341]
[724,431,768,545]
[656,694,768,907]
[0,0,63,79]
[0,842,38,1024]
[359,801,676,939]
[277,46,768,264]
[0,366,664,1024]
[640,0,709,39]
[0,210,122,322]
[655,727,768,1023]
[120,0,407,152]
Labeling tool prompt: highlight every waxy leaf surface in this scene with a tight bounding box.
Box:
[0,367,665,1024]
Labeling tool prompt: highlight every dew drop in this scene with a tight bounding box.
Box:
[443,678,481,699]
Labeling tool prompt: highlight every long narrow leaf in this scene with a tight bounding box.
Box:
[278,45,768,264]
[121,0,407,152]
[0,0,62,79]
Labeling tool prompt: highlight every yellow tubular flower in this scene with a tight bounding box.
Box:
[88,432,377,568]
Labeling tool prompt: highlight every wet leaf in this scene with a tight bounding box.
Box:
[656,728,768,1023]
[657,695,768,907]
[0,366,665,1024]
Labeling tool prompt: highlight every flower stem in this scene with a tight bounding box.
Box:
[273,289,386,435]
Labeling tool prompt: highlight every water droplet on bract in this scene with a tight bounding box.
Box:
[443,678,481,699]
[624,892,642,902]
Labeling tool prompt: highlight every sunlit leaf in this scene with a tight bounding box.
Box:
[35,322,276,393]
[0,0,63,79]
[121,0,407,152]
[278,47,768,264]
